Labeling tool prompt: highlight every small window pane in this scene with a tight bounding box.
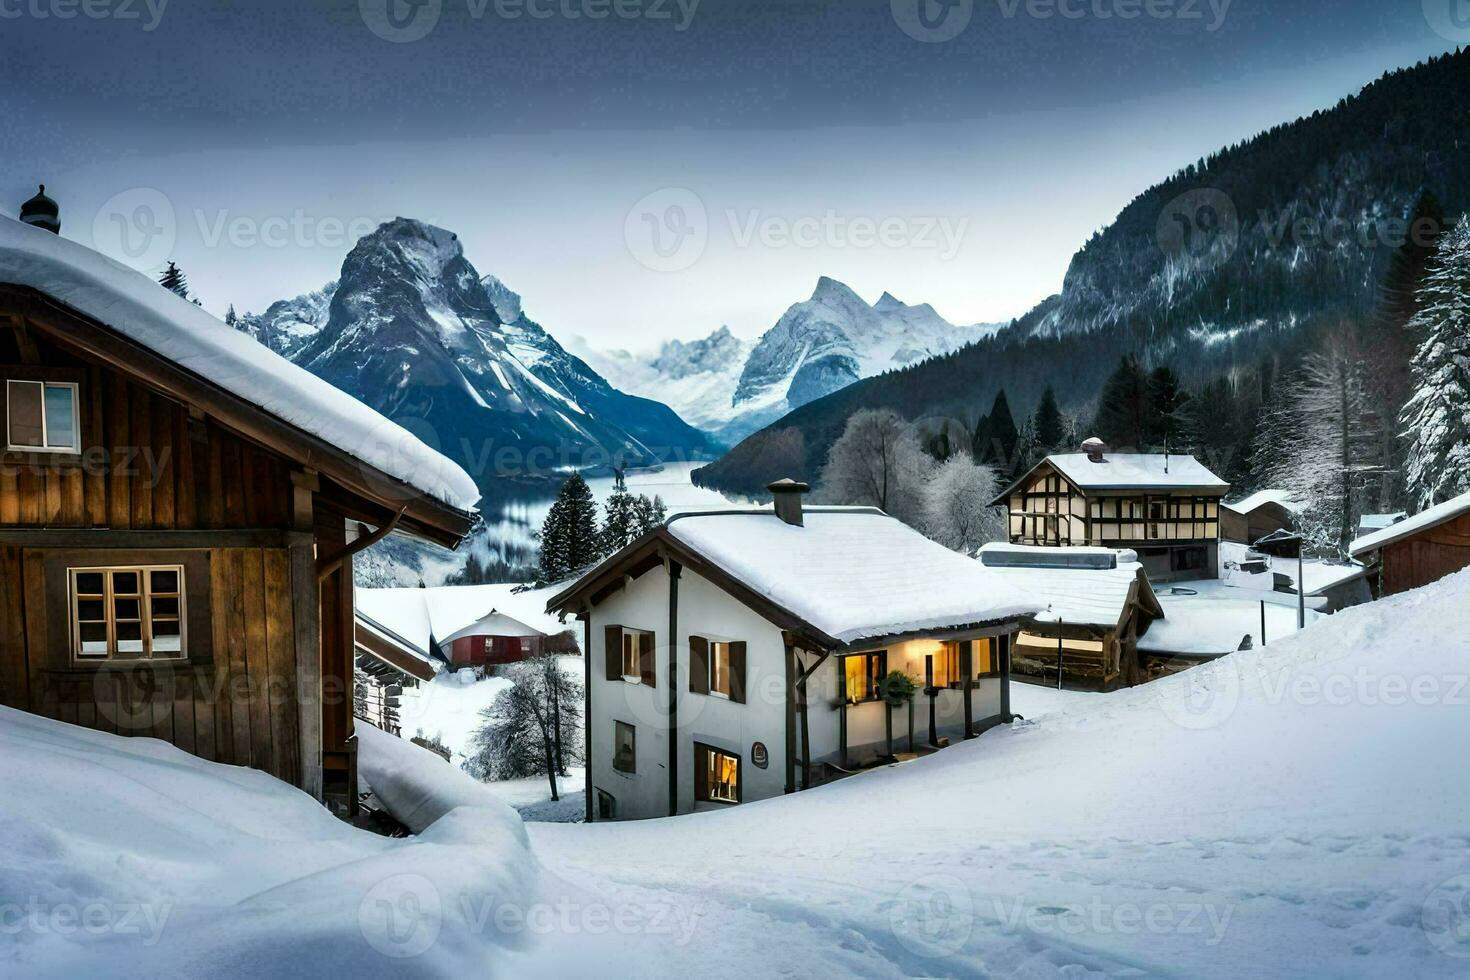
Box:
[78,622,108,655]
[112,572,139,595]
[75,572,105,595]
[77,599,106,622]
[116,621,143,653]
[151,596,180,618]
[150,570,178,593]
[7,381,43,448]
[113,598,140,621]
[43,385,76,449]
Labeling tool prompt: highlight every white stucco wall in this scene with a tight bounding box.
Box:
[587,561,791,821]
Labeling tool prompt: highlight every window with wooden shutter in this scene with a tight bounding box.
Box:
[688,636,709,695]
[604,625,623,681]
[638,632,656,688]
[727,641,746,704]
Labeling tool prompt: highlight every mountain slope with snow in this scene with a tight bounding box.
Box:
[574,278,999,446]
[235,219,717,497]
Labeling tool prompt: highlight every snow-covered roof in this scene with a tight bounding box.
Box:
[0,217,479,513]
[357,583,564,653]
[978,543,1152,629]
[1351,490,1470,557]
[664,509,1042,645]
[1357,512,1408,532]
[1044,453,1229,493]
[1224,489,1301,515]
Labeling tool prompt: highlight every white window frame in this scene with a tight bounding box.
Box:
[5,379,81,454]
[68,565,187,663]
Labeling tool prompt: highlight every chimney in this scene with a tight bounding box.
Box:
[767,478,809,527]
[20,185,60,235]
[1081,437,1108,463]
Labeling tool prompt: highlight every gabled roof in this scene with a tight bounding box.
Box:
[441,612,543,645]
[357,584,559,655]
[995,452,1229,504]
[1351,490,1470,557]
[548,508,1042,649]
[978,543,1163,630]
[355,611,436,683]
[0,217,479,541]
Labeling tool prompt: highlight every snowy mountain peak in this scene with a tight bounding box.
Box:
[481,274,523,324]
[874,291,904,312]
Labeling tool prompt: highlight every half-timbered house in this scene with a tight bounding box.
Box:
[994,439,1229,583]
[0,204,478,813]
[546,481,1041,822]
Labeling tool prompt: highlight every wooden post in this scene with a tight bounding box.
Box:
[961,640,975,739]
[999,633,1012,720]
[288,469,322,802]
[925,655,938,747]
[838,657,848,769]
[1056,636,1064,691]
[784,641,797,795]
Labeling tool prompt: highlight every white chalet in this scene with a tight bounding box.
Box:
[546,481,1041,822]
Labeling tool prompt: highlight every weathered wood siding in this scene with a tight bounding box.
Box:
[0,545,300,785]
[1380,512,1470,596]
[0,334,294,530]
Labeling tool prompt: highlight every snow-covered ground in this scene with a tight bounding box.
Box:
[7,571,1470,976]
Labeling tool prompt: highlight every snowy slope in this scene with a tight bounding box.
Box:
[572,278,1001,446]
[0,706,535,978]
[527,569,1470,978]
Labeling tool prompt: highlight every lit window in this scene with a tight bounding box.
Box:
[844,651,886,702]
[697,743,739,805]
[613,721,636,774]
[933,643,961,688]
[69,566,185,661]
[622,629,653,680]
[6,380,79,453]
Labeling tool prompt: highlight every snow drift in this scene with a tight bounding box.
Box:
[0,708,536,978]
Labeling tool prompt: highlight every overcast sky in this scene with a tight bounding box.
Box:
[1,0,1459,349]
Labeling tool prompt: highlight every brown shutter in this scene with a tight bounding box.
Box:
[640,633,657,688]
[729,641,747,704]
[694,744,709,802]
[689,636,709,695]
[604,625,623,681]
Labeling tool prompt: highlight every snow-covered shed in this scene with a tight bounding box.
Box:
[993,439,1230,583]
[547,480,1042,822]
[0,208,478,814]
[1221,489,1300,544]
[1350,490,1470,597]
[978,543,1164,690]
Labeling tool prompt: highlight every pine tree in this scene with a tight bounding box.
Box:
[224,304,238,327]
[973,390,1020,475]
[631,494,667,538]
[1145,365,1195,453]
[600,486,638,554]
[1093,355,1150,451]
[537,474,600,584]
[1402,216,1470,509]
[1033,386,1066,452]
[158,261,189,298]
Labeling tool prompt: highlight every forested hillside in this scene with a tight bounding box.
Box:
[697,50,1470,508]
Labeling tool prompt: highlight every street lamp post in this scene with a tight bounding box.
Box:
[1253,529,1307,631]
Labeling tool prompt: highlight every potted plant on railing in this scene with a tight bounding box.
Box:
[877,671,918,760]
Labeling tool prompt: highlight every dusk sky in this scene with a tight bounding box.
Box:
[2,0,1461,348]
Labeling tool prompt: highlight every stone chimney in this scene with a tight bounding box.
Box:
[767,478,809,527]
[1081,437,1108,463]
[20,185,60,234]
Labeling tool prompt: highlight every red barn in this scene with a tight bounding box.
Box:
[442,612,544,668]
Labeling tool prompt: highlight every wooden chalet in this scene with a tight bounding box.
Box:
[978,543,1165,690]
[994,439,1229,583]
[0,201,477,813]
[1350,490,1470,598]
